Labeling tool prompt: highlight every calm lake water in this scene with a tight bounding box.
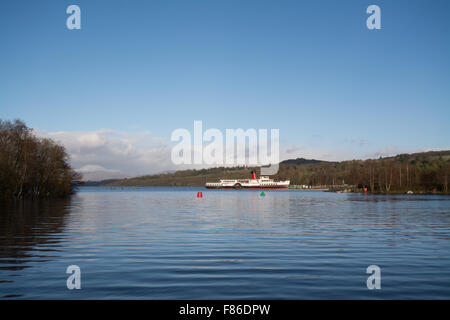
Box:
[1,187,450,299]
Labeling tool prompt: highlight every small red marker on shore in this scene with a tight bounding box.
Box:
[197,192,203,198]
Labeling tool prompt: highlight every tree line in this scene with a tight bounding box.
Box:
[0,119,80,200]
[274,152,450,194]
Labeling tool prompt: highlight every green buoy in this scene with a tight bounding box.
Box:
[260,191,265,197]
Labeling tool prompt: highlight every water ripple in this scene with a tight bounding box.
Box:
[1,188,449,299]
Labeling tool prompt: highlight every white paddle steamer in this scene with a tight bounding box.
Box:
[205,171,290,189]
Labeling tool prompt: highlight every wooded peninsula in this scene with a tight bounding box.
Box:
[0,120,80,200]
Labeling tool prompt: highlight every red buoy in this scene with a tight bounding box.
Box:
[197,192,203,198]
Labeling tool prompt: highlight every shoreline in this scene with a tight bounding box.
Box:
[76,185,450,195]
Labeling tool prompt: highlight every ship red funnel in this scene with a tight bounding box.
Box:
[251,171,256,180]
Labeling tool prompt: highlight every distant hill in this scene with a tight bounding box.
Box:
[79,179,121,186]
[280,158,327,165]
[108,167,254,187]
[107,150,450,194]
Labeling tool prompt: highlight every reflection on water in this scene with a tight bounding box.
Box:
[0,187,450,299]
[0,199,72,298]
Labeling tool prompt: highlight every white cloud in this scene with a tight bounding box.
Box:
[33,128,444,181]
[35,129,174,181]
[76,165,125,181]
[36,128,349,180]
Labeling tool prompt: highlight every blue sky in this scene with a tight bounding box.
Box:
[1,0,449,177]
